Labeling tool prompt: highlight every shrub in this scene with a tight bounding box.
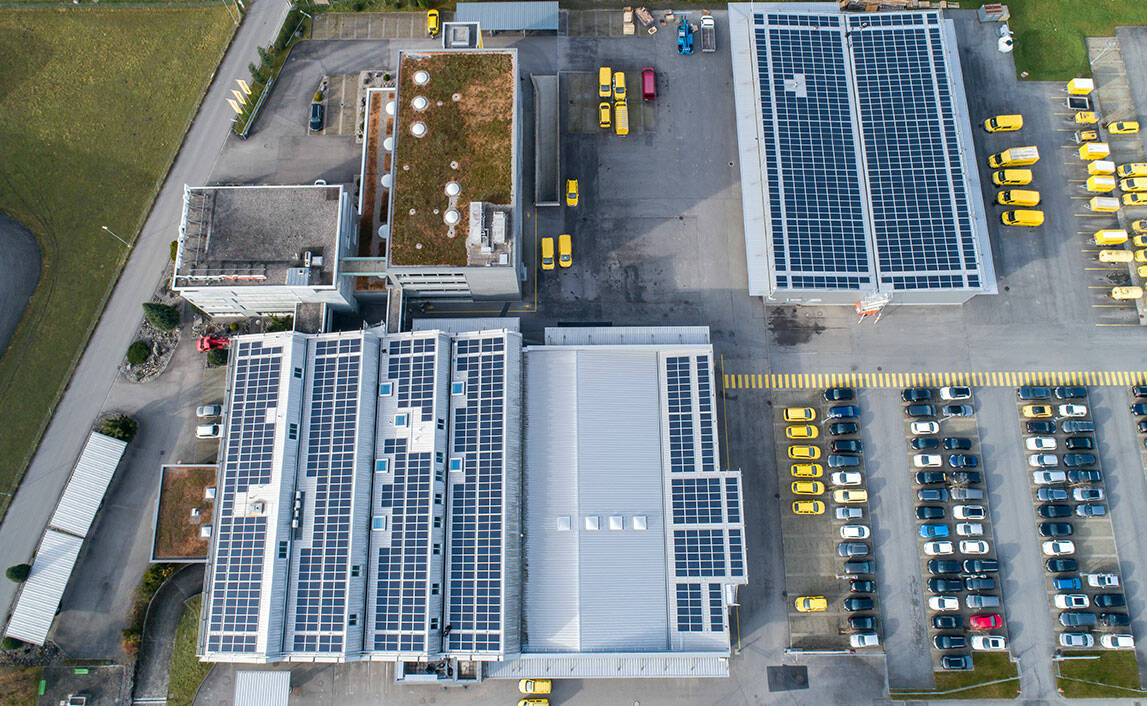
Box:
[313,91,324,102]
[228,321,242,332]
[143,302,180,331]
[100,413,138,442]
[169,240,179,261]
[257,45,272,65]
[5,564,31,583]
[266,315,293,332]
[207,348,229,367]
[126,340,151,366]
[1,637,24,651]
[248,61,264,83]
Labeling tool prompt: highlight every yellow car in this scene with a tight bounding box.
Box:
[598,66,612,98]
[1022,404,1052,418]
[613,70,626,101]
[1139,264,1147,278]
[788,445,820,460]
[558,233,572,268]
[1132,220,1147,234]
[1133,234,1147,247]
[795,596,827,612]
[540,236,555,271]
[833,488,868,504]
[1136,249,1147,263]
[786,424,818,440]
[519,679,552,695]
[1108,121,1140,135]
[792,500,825,515]
[1121,177,1147,193]
[598,101,611,129]
[565,179,579,207]
[1124,193,1147,206]
[791,480,824,496]
[426,9,440,37]
[783,407,815,422]
[791,463,822,478]
[519,700,548,706]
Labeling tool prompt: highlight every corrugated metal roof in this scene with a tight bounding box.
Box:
[543,326,711,346]
[455,1,559,31]
[5,530,83,644]
[234,671,291,706]
[411,317,520,334]
[486,652,730,679]
[49,432,127,538]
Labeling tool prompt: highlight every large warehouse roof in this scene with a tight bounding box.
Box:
[729,3,995,304]
[455,2,559,31]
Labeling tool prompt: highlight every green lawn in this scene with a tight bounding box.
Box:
[168,595,212,706]
[972,0,1147,81]
[890,653,1019,700]
[1057,650,1144,698]
[0,7,236,520]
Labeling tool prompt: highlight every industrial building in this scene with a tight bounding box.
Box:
[729,3,997,306]
[197,323,746,679]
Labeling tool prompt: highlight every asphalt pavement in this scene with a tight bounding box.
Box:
[0,212,41,358]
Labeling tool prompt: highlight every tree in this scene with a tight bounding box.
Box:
[169,240,179,261]
[5,564,31,583]
[257,45,272,66]
[142,302,179,331]
[1,637,23,651]
[248,61,264,83]
[100,414,138,442]
[126,341,151,366]
[207,348,229,367]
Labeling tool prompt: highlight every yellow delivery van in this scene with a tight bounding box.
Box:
[997,190,1040,206]
[1111,286,1143,301]
[1067,78,1094,95]
[1001,210,1044,227]
[1094,229,1129,246]
[1086,175,1116,193]
[983,114,1023,132]
[1079,142,1111,160]
[988,146,1039,168]
[992,169,1032,186]
[1098,249,1133,264]
[1088,160,1115,176]
[1118,163,1147,178]
[1087,196,1120,212]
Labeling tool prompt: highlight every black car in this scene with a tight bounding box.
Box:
[1039,522,1074,537]
[933,634,967,650]
[829,405,860,419]
[942,404,974,417]
[905,404,935,418]
[965,576,996,591]
[950,471,982,485]
[1037,487,1069,502]
[844,597,874,611]
[963,558,999,573]
[1059,612,1097,627]
[844,560,875,575]
[825,387,855,401]
[932,614,962,629]
[1025,421,1056,434]
[902,388,933,402]
[832,439,863,454]
[829,422,859,436]
[1066,469,1102,483]
[1139,420,1147,433]
[1055,386,1088,399]
[1065,436,1094,450]
[1064,453,1097,468]
[1038,504,1072,518]
[916,471,948,485]
[309,102,324,131]
[927,578,963,593]
[1018,386,1051,400]
[1046,558,1078,573]
[943,437,973,450]
[911,437,941,450]
[929,559,961,575]
[1133,385,1147,398]
[849,615,877,630]
[916,506,945,520]
[838,542,869,557]
[849,579,876,593]
[1095,593,1126,608]
[1101,612,1132,626]
[918,488,949,502]
[941,655,973,671]
[1133,403,1147,416]
[1062,420,1095,433]
[828,454,861,468]
[948,454,979,469]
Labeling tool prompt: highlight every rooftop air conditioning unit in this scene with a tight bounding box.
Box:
[248,500,266,515]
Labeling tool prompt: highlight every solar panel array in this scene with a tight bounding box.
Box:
[444,334,508,654]
[205,340,282,654]
[388,338,437,421]
[291,337,362,654]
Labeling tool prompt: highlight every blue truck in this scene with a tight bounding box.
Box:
[677,20,694,55]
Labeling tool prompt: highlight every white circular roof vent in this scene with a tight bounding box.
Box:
[452,92,462,102]
[381,173,393,189]
[450,160,460,170]
[412,96,429,111]
[383,136,393,151]
[444,209,461,226]
[444,182,461,197]
[385,100,395,116]
[413,70,430,86]
[410,122,427,138]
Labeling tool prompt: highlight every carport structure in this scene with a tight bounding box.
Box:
[455,2,559,32]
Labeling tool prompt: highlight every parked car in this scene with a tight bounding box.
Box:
[1043,540,1076,556]
[1064,437,1094,450]
[831,439,863,454]
[940,386,972,400]
[850,633,880,648]
[1022,404,1052,418]
[1133,385,1147,398]
[1062,420,1095,433]
[1025,421,1056,434]
[965,576,996,591]
[943,437,973,450]
[196,404,222,418]
[309,102,324,131]
[1054,594,1090,609]
[941,655,972,671]
[784,407,816,422]
[918,488,949,502]
[950,471,982,485]
[969,613,1001,629]
[928,559,961,575]
[1032,470,1067,485]
[828,405,860,419]
[1037,487,1069,502]
[948,454,979,468]
[1101,612,1131,627]
[951,487,984,501]
[1094,593,1126,608]
[1059,612,1098,627]
[928,578,963,593]
[1132,402,1147,416]
[791,480,824,495]
[1076,503,1107,517]
[795,596,827,613]
[924,541,955,556]
[914,454,942,468]
[911,437,940,450]
[793,500,825,515]
[640,66,656,101]
[1028,453,1058,468]
[1059,404,1088,417]
[1085,573,1121,588]
[916,506,945,520]
[965,594,1000,609]
[1073,487,1104,502]
[849,615,877,630]
[840,524,870,540]
[919,524,950,539]
[1046,558,1078,573]
[837,542,870,558]
[933,614,962,629]
[1138,420,1147,433]
[791,463,822,478]
[963,559,999,574]
[1060,632,1094,648]
[849,579,875,593]
[834,489,868,503]
[906,404,935,418]
[1026,436,1057,451]
[911,421,940,434]
[824,387,854,401]
[971,635,1006,651]
[1067,469,1101,483]
[1038,504,1072,518]
[916,471,948,485]
[942,404,974,417]
[843,560,875,575]
[960,540,990,555]
[1054,386,1087,399]
[956,522,983,537]
[831,471,863,486]
[789,446,821,460]
[196,423,221,439]
[1101,634,1135,649]
[1039,522,1074,537]
[827,454,861,468]
[829,422,859,436]
[902,388,933,402]
[929,596,959,611]
[933,634,967,649]
[1018,386,1051,400]
[786,424,819,439]
[1053,576,1082,591]
[953,505,985,520]
[843,597,874,611]
[1064,454,1097,468]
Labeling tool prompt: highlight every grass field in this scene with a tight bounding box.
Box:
[0,7,235,519]
[1057,650,1144,698]
[0,666,40,706]
[168,595,212,706]
[890,653,1019,700]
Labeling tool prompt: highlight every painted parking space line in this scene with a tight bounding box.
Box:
[723,370,1147,390]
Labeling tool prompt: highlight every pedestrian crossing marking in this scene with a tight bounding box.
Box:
[721,370,1147,389]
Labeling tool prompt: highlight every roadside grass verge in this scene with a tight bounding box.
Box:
[0,666,40,706]
[1056,650,1144,698]
[167,595,211,706]
[890,653,1019,700]
[0,7,236,520]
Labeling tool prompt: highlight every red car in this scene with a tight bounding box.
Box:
[196,336,230,352]
[641,66,656,101]
[969,613,1001,630]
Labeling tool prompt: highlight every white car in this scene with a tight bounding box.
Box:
[911,421,940,435]
[1085,573,1121,588]
[196,404,222,419]
[939,386,972,401]
[914,454,943,468]
[1033,470,1067,485]
[850,633,880,648]
[929,595,959,611]
[832,471,863,486]
[953,505,985,520]
[924,540,955,556]
[1026,436,1057,451]
[1101,634,1135,649]
[956,522,983,537]
[1060,632,1094,648]
[1028,453,1058,468]
[196,423,222,439]
[1074,487,1105,502]
[1054,594,1090,609]
[1043,540,1076,556]
[960,540,990,555]
[1059,404,1088,417]
[971,635,1007,651]
[840,524,871,540]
